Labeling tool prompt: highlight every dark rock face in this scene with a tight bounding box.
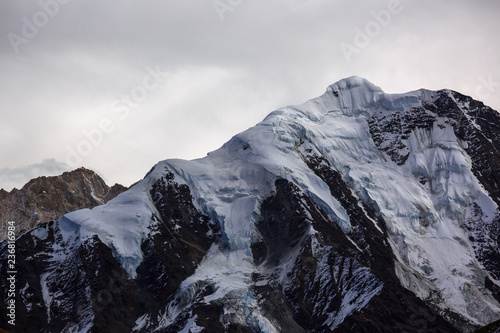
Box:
[0,167,127,241]
[369,106,436,165]
[0,188,8,201]
[135,170,221,316]
[0,219,145,333]
[0,169,220,333]
[475,318,500,333]
[252,179,313,267]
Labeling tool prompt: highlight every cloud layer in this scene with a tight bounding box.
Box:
[0,159,70,191]
[1,0,499,190]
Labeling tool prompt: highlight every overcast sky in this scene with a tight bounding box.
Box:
[1,0,499,191]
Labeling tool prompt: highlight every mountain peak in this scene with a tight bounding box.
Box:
[326,76,384,94]
[0,167,127,241]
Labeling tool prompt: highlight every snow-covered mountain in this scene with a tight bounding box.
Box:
[2,77,500,332]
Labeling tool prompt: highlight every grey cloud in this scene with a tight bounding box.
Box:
[1,0,499,190]
[0,159,71,191]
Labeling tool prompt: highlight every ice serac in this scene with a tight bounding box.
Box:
[1,76,500,332]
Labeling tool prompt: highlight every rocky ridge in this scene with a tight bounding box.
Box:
[0,167,126,241]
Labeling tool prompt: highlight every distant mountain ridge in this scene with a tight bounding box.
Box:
[0,167,126,241]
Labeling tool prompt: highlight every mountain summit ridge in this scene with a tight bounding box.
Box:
[1,77,500,332]
[0,167,126,241]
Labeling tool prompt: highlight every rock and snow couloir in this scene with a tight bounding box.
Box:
[1,76,500,332]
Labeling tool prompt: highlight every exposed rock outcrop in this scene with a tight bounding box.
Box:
[0,167,126,241]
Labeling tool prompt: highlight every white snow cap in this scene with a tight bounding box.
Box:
[326,75,384,93]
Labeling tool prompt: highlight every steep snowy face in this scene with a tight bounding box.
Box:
[148,75,500,329]
[63,182,156,278]
[253,78,500,326]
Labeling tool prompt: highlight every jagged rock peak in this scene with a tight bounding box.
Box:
[0,167,127,241]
